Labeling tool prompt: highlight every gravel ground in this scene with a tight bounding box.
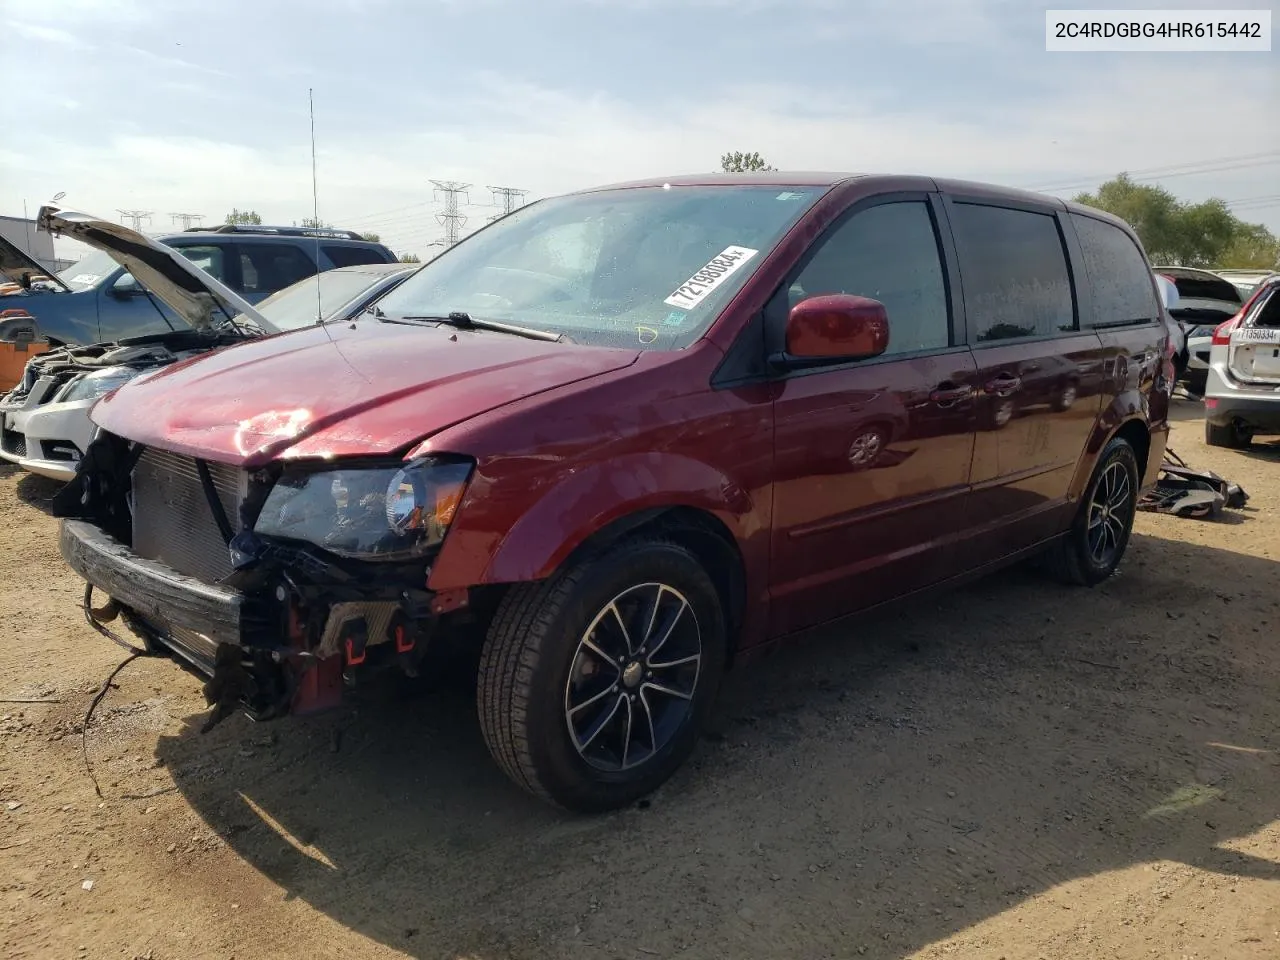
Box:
[1,397,1278,960]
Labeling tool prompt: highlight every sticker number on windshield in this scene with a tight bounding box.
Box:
[664,246,759,310]
[69,274,100,285]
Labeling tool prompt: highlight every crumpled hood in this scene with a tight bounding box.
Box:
[91,319,640,464]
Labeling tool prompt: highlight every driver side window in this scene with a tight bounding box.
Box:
[786,200,951,357]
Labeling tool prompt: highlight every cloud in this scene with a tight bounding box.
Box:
[2,2,1276,258]
[7,21,92,47]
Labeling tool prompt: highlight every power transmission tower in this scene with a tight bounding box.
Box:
[487,185,528,221]
[117,209,153,230]
[429,180,470,247]
[169,212,204,229]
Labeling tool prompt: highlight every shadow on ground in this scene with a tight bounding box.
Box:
[157,532,1280,960]
[11,470,63,516]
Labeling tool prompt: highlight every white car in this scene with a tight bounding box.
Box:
[0,220,414,481]
[1153,266,1246,395]
[1204,274,1280,447]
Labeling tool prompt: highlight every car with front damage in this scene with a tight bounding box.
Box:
[53,174,1175,812]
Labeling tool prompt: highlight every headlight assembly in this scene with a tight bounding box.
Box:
[58,366,141,403]
[252,458,473,561]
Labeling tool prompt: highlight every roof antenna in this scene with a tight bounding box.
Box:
[310,87,322,324]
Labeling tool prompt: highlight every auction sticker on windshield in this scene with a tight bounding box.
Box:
[664,246,759,310]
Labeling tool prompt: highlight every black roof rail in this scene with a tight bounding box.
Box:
[184,224,369,241]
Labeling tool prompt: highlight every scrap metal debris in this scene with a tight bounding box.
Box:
[1138,448,1249,519]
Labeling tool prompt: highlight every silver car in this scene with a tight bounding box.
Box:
[1205,274,1280,447]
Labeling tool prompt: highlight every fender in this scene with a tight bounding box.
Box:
[426,451,761,592]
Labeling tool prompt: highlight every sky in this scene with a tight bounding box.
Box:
[2,0,1277,261]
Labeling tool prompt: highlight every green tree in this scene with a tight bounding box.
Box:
[358,231,381,242]
[399,253,421,263]
[1073,174,1277,268]
[295,216,332,229]
[721,150,776,173]
[1216,221,1280,269]
[225,208,262,225]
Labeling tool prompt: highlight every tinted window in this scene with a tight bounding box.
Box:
[323,244,390,268]
[787,201,950,356]
[951,203,1074,342]
[173,244,229,283]
[239,243,316,295]
[1071,214,1162,326]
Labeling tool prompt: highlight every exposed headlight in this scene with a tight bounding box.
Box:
[58,367,141,403]
[252,458,473,560]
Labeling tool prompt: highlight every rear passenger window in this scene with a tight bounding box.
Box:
[1070,214,1160,327]
[173,245,228,283]
[950,203,1075,342]
[787,201,950,356]
[239,244,316,295]
[323,245,389,268]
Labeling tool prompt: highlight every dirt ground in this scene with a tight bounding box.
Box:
[2,397,1278,960]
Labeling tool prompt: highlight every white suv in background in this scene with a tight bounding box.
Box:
[1205,274,1280,448]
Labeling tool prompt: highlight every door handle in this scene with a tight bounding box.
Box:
[983,374,1021,396]
[929,383,972,407]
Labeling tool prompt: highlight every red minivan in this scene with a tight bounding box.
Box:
[56,174,1174,811]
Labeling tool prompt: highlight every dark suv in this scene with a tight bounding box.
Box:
[0,224,396,345]
[55,173,1175,812]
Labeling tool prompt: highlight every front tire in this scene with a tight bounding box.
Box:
[1046,436,1139,586]
[477,537,726,812]
[1205,418,1252,449]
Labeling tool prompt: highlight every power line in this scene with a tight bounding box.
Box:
[429,180,471,248]
[169,212,204,229]
[1024,151,1280,193]
[117,209,152,230]
[487,185,528,222]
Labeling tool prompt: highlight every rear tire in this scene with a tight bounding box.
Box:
[1046,436,1139,586]
[477,537,726,812]
[1205,419,1252,449]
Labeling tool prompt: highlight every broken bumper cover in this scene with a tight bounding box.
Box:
[59,518,247,673]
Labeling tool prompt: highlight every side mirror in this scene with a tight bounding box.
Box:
[775,294,890,368]
[110,274,143,299]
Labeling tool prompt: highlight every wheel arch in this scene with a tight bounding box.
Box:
[1069,413,1153,502]
[559,506,748,658]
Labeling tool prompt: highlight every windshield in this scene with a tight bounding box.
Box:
[374,184,825,349]
[237,269,398,332]
[57,250,122,290]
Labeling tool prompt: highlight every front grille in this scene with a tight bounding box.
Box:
[131,447,245,584]
[1,427,26,458]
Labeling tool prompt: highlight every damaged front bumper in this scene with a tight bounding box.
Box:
[58,517,452,729]
[60,518,250,659]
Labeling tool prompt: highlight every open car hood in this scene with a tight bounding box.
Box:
[36,207,276,335]
[0,232,70,294]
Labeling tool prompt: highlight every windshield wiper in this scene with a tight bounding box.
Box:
[395,310,562,342]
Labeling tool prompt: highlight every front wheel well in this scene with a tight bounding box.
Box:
[558,506,747,659]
